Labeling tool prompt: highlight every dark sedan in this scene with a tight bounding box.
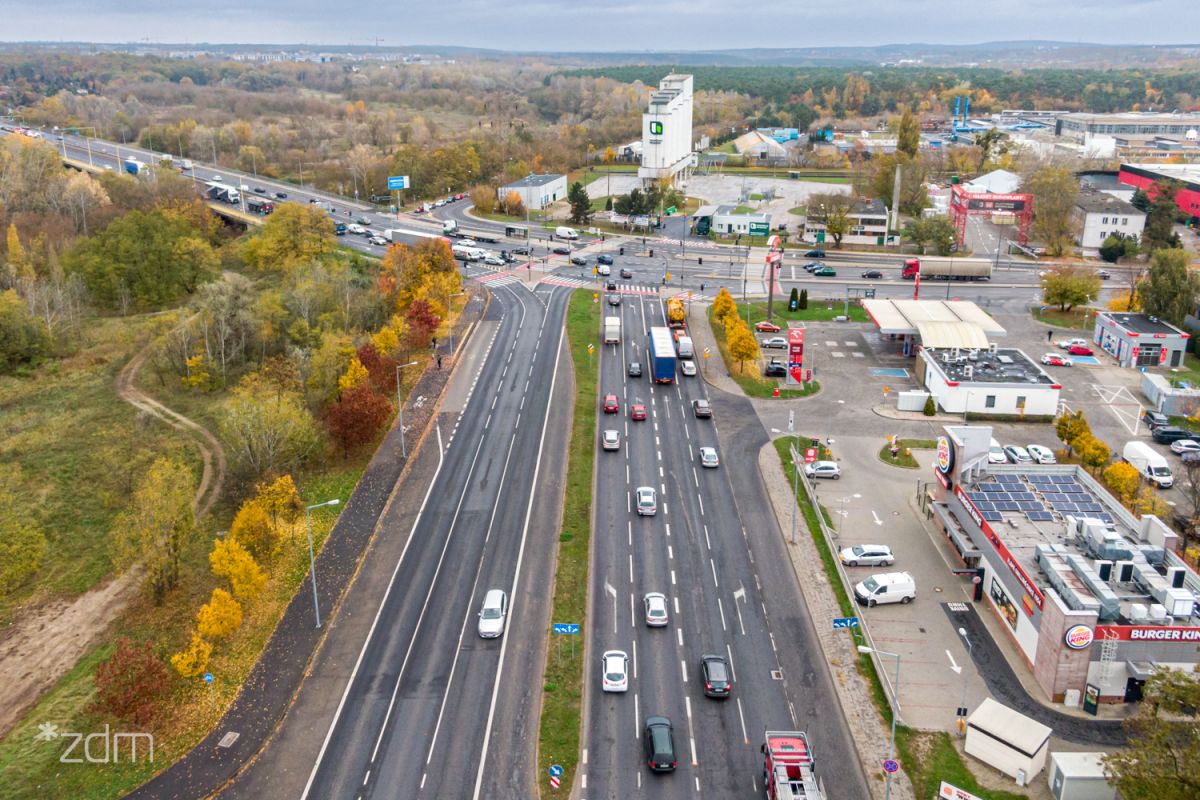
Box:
[861,270,883,279]
[597,254,614,265]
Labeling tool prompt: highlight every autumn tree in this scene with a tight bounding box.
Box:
[725,317,759,373]
[404,298,441,350]
[170,631,212,678]
[807,193,856,247]
[338,356,370,395]
[210,537,268,600]
[1055,410,1090,457]
[502,190,525,217]
[355,342,399,395]
[711,288,737,326]
[1141,180,1183,252]
[1104,666,1200,800]
[974,128,1008,171]
[896,108,920,158]
[1133,485,1170,518]
[470,184,497,215]
[5,222,33,281]
[0,289,47,373]
[254,474,303,530]
[1139,249,1199,328]
[1077,435,1111,474]
[92,638,173,724]
[196,587,243,640]
[567,181,593,224]
[904,215,957,256]
[1099,234,1138,264]
[219,374,322,485]
[1042,267,1101,312]
[0,480,48,594]
[230,500,278,562]
[110,457,198,602]
[1023,166,1079,257]
[1104,461,1141,506]
[241,202,336,273]
[327,384,393,452]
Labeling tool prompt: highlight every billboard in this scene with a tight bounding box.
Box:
[787,326,805,385]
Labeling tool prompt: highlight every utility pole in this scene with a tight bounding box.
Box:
[889,162,902,239]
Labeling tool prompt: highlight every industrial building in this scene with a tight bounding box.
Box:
[926,425,1200,705]
[1070,189,1145,254]
[498,173,567,211]
[1117,163,1200,222]
[1093,311,1189,368]
[637,74,696,183]
[1055,111,1200,142]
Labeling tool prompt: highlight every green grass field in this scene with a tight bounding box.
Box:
[743,300,870,324]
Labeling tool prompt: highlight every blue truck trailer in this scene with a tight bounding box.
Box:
[648,326,676,384]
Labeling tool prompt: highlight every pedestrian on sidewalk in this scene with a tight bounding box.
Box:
[437,354,443,370]
[1047,330,1053,342]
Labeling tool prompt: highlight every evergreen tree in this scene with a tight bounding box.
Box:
[567,181,593,225]
[799,289,808,310]
[1142,180,1183,252]
[788,287,799,311]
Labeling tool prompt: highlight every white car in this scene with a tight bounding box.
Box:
[1004,445,1033,464]
[643,592,669,626]
[699,446,719,468]
[477,589,507,639]
[636,486,657,516]
[347,224,366,235]
[483,254,506,267]
[1056,338,1088,350]
[1170,439,1200,455]
[601,650,629,692]
[602,429,620,451]
[839,544,895,567]
[804,460,840,480]
[368,235,388,246]
[1027,444,1057,464]
[597,264,611,276]
[680,360,696,377]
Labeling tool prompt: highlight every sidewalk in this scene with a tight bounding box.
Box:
[127,286,491,800]
[685,299,745,397]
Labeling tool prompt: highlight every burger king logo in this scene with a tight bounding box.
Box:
[937,436,954,474]
[1065,625,1094,650]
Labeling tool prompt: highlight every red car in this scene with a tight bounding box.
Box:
[755,321,781,333]
[1067,344,1094,357]
[603,394,619,414]
[631,403,647,421]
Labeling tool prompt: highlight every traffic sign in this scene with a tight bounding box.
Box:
[832,616,860,629]
[552,623,581,635]
[387,175,410,190]
[549,775,560,789]
[666,206,676,215]
[883,759,900,774]
[703,348,711,358]
[203,672,214,684]
[549,764,563,777]
[804,447,817,464]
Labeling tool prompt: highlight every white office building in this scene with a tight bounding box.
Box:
[499,173,567,211]
[638,74,696,183]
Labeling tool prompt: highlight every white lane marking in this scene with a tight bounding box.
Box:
[632,639,638,678]
[676,628,683,647]
[582,774,587,789]
[659,466,664,478]
[704,525,711,550]
[663,502,669,516]
[671,569,676,585]
[583,748,587,765]
[736,697,749,743]
[673,596,680,615]
[685,697,698,766]
[363,770,370,785]
[634,693,640,736]
[629,553,634,583]
[630,593,635,629]
[726,643,738,681]
[717,597,727,631]
[681,660,688,683]
[693,467,699,487]
[664,523,671,538]
[628,520,632,547]
[710,558,719,587]
[684,426,690,441]
[698,495,704,516]
[668,545,674,560]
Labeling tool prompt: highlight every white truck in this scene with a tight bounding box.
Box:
[556,226,579,240]
[1123,441,1174,488]
[604,316,621,344]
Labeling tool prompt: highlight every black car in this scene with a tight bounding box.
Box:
[570,255,588,266]
[553,246,571,256]
[608,294,622,306]
[1143,409,1170,430]
[861,270,883,279]
[512,245,530,256]
[805,248,826,258]
[700,654,732,698]
[606,281,617,291]
[252,186,267,194]
[1152,426,1194,444]
[764,360,787,377]
[620,268,633,279]
[274,191,288,199]
[643,716,676,773]
[597,254,614,265]
[628,362,642,378]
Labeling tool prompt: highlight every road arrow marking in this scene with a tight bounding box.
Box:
[947,650,962,674]
[872,510,883,526]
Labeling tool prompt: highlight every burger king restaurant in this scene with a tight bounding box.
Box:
[924,424,1200,705]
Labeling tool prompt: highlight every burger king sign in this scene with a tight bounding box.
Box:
[936,435,954,474]
[1064,625,1094,650]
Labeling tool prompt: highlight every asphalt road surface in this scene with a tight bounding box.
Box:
[582,294,870,798]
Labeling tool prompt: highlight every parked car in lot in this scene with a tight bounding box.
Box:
[1027,444,1057,464]
[1153,426,1193,444]
[601,650,629,693]
[1143,409,1170,430]
[1057,337,1089,350]
[603,394,619,414]
[602,430,620,451]
[620,268,633,279]
[755,320,781,333]
[699,447,719,468]
[804,460,841,480]
[1041,353,1073,367]
[763,360,787,377]
[636,486,657,516]
[761,336,788,349]
[643,717,676,773]
[692,399,712,418]
[680,360,696,377]
[839,544,894,567]
[1004,445,1033,464]
[988,438,1007,464]
[854,572,916,607]
[597,254,614,265]
[861,270,883,279]
[1170,439,1200,456]
[700,654,732,698]
[628,362,642,378]
[643,592,669,626]
[1068,344,1094,357]
[631,402,647,421]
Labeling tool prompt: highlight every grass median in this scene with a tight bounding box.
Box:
[771,438,1025,800]
[877,438,937,469]
[537,289,599,793]
[707,307,820,399]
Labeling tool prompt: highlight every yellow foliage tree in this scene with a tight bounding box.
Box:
[1104,461,1141,506]
[503,190,525,217]
[229,500,278,562]
[241,203,336,274]
[210,538,268,600]
[5,223,33,280]
[338,357,370,395]
[711,288,737,327]
[470,185,497,215]
[1133,486,1169,519]
[371,322,404,359]
[196,587,243,640]
[1107,290,1141,312]
[182,354,211,391]
[170,631,212,678]
[254,475,303,529]
[726,318,760,373]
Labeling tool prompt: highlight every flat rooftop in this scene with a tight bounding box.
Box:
[1098,311,1186,336]
[928,347,1054,386]
[502,173,563,189]
[953,466,1200,626]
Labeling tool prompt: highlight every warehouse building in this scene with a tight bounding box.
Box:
[499,173,567,211]
[1117,163,1200,222]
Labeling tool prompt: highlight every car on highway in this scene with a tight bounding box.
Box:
[1056,337,1088,350]
[699,446,719,468]
[571,255,588,266]
[1170,439,1200,456]
[433,199,446,207]
[1153,426,1193,444]
[692,399,712,418]
[367,235,388,246]
[764,360,787,377]
[802,261,826,272]
[643,717,676,773]
[606,281,616,291]
[1097,269,1111,280]
[628,362,642,378]
[212,175,223,182]
[1067,344,1094,357]
[602,430,620,451]
[1027,444,1057,464]
[804,460,841,480]
[631,402,647,421]
[643,592,669,626]
[804,248,826,258]
[512,245,530,256]
[603,394,619,414]
[680,360,697,377]
[355,216,371,226]
[761,336,788,349]
[1041,353,1073,367]
[839,544,895,567]
[755,320,781,333]
[601,650,629,693]
[347,224,366,235]
[552,246,571,256]
[477,589,508,638]
[597,254,614,265]
[636,486,657,516]
[861,270,883,279]
[274,191,288,199]
[620,268,633,279]
[1004,445,1033,464]
[700,654,732,698]
[252,186,266,194]
[812,266,837,277]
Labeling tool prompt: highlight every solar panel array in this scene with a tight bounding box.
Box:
[968,474,1114,525]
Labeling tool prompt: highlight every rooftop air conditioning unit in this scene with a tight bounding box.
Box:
[963,365,974,380]
[988,343,998,354]
[1126,603,1149,622]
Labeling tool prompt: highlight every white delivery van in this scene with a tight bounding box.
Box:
[1123,441,1174,488]
[676,336,694,359]
[555,226,579,240]
[854,571,916,607]
[604,316,621,344]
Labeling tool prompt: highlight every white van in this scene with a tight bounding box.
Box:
[555,226,579,240]
[854,571,916,607]
[1123,441,1174,488]
[988,438,1007,464]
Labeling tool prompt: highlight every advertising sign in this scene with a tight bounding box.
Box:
[1064,625,1095,650]
[387,175,410,190]
[1095,625,1200,642]
[936,435,954,475]
[938,782,986,800]
[749,221,770,236]
[787,326,805,386]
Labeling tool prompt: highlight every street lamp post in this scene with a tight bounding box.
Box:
[304,498,341,628]
[957,627,973,735]
[394,360,419,458]
[858,645,902,800]
[446,291,466,356]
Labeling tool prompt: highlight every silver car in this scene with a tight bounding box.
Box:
[477,589,508,638]
[680,360,697,377]
[644,592,669,626]
[839,544,895,567]
[636,486,657,516]
[602,429,620,451]
[699,446,719,468]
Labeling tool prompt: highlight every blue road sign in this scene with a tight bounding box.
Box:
[203,672,214,684]
[549,764,563,777]
[883,759,900,773]
[387,175,410,190]
[552,623,581,635]
[832,617,860,629]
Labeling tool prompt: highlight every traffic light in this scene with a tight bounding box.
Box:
[620,246,625,255]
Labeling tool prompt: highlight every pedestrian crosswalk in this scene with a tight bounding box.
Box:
[538,276,662,296]
[471,268,524,288]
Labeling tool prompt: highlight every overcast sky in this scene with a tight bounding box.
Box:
[2,0,1197,51]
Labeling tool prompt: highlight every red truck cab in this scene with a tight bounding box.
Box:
[901,258,920,280]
